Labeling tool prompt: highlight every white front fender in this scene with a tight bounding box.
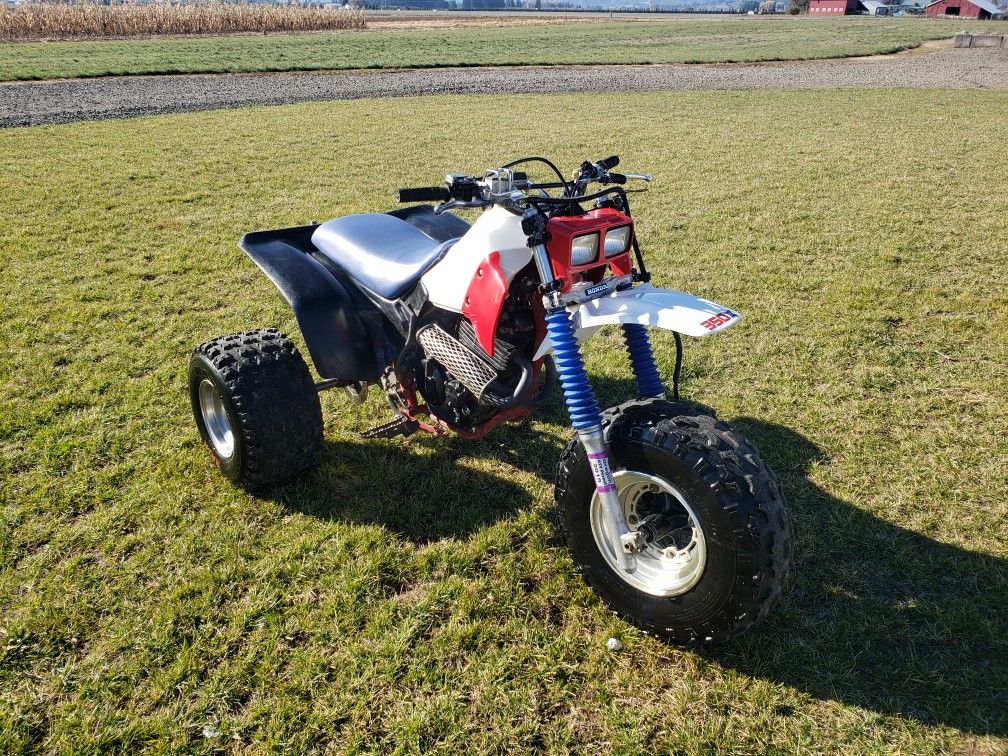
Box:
[534,284,742,360]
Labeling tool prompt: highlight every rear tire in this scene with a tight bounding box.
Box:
[555,398,791,646]
[189,329,324,490]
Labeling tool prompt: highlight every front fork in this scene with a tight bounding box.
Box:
[538,275,666,574]
[530,233,667,570]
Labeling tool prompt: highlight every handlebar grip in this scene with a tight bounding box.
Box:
[397,186,450,204]
[598,155,620,170]
[607,172,627,185]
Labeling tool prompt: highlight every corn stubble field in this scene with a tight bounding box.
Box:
[0,0,366,42]
[1,88,1006,752]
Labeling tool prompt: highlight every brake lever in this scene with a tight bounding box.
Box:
[434,198,487,215]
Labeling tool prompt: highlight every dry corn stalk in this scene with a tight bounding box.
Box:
[0,0,368,42]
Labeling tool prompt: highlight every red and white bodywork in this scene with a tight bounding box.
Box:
[421,205,742,358]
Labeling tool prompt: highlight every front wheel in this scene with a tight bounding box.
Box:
[555,399,792,646]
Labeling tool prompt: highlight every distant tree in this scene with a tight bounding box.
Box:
[535,0,541,8]
[787,0,807,11]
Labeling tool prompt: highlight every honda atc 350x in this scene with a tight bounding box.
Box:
[189,156,792,645]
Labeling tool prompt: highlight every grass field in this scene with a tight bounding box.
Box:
[2,89,1007,752]
[1,16,1001,81]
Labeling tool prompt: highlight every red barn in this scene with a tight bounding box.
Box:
[925,0,1004,17]
[807,0,858,13]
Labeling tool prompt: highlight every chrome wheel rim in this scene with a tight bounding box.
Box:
[198,379,235,459]
[590,470,707,597]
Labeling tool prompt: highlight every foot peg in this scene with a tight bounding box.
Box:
[345,382,368,404]
[362,415,419,439]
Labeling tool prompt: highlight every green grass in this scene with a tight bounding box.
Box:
[2,88,1007,752]
[2,16,1002,81]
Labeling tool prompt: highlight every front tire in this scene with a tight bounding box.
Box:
[555,399,792,646]
[188,329,324,490]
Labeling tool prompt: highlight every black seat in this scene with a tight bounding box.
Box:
[311,213,454,299]
[386,204,471,244]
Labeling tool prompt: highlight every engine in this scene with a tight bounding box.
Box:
[416,269,539,430]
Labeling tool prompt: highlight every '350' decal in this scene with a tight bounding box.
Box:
[700,309,739,331]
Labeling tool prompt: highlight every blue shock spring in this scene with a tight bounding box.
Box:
[622,324,666,398]
[545,307,603,430]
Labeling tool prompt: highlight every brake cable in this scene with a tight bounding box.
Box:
[500,156,571,195]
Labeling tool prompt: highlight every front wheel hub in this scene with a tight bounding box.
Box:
[590,470,707,597]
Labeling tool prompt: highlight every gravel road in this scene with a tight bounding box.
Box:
[2,46,1005,128]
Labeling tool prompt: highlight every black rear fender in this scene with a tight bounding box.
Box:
[238,225,398,384]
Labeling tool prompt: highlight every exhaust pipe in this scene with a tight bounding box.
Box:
[416,323,533,409]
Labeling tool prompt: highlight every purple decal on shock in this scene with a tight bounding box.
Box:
[589,454,617,493]
[587,452,608,460]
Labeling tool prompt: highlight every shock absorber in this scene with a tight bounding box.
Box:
[545,308,602,432]
[545,305,644,571]
[621,324,666,399]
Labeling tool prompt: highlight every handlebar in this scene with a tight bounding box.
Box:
[396,186,451,204]
[396,156,649,212]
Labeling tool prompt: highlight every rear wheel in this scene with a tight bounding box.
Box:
[555,399,792,646]
[189,329,324,490]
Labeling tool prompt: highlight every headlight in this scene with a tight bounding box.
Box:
[570,232,599,266]
[604,225,632,257]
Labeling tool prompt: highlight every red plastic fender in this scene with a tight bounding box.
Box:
[461,250,508,358]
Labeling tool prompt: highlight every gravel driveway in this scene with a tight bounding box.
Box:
[2,46,1005,128]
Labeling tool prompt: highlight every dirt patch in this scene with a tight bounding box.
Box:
[3,45,1005,128]
[858,37,954,61]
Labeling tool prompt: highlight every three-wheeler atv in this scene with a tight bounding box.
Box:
[189,156,792,645]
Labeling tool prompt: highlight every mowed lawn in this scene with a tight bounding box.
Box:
[2,16,1003,80]
[1,89,1007,752]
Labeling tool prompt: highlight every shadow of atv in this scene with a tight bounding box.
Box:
[262,375,1007,736]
